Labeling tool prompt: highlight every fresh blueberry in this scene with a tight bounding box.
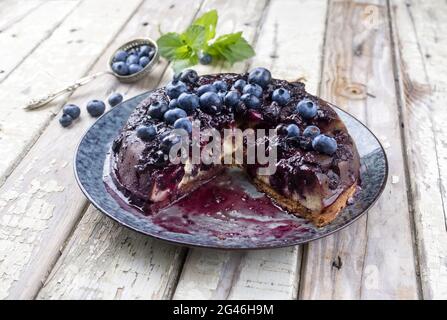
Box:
[296,99,318,120]
[286,124,300,138]
[248,67,272,88]
[312,134,337,155]
[128,63,143,74]
[272,88,291,106]
[169,99,179,109]
[127,48,138,56]
[62,104,80,119]
[148,100,168,119]
[164,108,187,125]
[213,80,227,92]
[138,45,152,57]
[196,84,217,96]
[174,117,192,134]
[87,100,106,117]
[199,52,212,65]
[126,54,139,65]
[243,83,263,98]
[224,90,241,107]
[217,91,226,102]
[177,92,199,114]
[113,50,128,62]
[112,61,129,76]
[139,56,150,68]
[160,134,182,154]
[232,79,247,92]
[166,80,188,99]
[59,114,73,127]
[136,125,156,141]
[199,91,222,112]
[240,93,261,109]
[303,125,320,139]
[108,93,123,107]
[179,69,199,84]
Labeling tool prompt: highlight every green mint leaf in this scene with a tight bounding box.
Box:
[192,10,218,41]
[180,25,206,50]
[208,32,255,64]
[157,32,184,60]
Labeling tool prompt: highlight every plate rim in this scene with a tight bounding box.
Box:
[74,90,389,250]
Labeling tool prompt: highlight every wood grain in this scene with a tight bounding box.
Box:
[173,0,328,300]
[389,0,447,299]
[299,0,419,300]
[0,0,43,32]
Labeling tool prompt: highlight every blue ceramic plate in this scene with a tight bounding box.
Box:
[75,91,388,249]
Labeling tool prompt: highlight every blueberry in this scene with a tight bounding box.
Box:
[139,56,150,68]
[199,91,222,111]
[160,134,182,154]
[59,114,73,127]
[113,50,128,62]
[166,80,188,99]
[138,45,152,57]
[169,99,179,109]
[232,79,247,91]
[196,84,217,96]
[213,80,227,92]
[148,100,168,119]
[112,61,129,76]
[248,67,272,88]
[179,69,199,84]
[174,117,192,134]
[128,63,143,74]
[177,92,199,114]
[86,100,106,117]
[303,125,320,139]
[164,108,187,124]
[243,83,263,98]
[312,134,337,155]
[136,125,156,141]
[272,88,290,106]
[240,93,261,109]
[199,52,212,65]
[126,54,139,65]
[62,104,80,119]
[224,90,241,107]
[296,99,318,120]
[286,124,300,138]
[217,91,226,102]
[108,93,123,107]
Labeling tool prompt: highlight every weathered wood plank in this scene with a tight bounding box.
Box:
[32,0,206,299]
[389,0,447,299]
[299,0,419,300]
[0,0,80,83]
[173,0,328,300]
[0,0,146,299]
[0,0,43,32]
[0,0,142,187]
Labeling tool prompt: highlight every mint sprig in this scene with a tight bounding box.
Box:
[157,10,255,72]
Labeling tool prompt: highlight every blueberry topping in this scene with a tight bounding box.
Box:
[62,104,80,119]
[286,124,300,138]
[199,52,212,65]
[139,56,150,68]
[199,92,222,113]
[113,50,128,62]
[111,61,129,76]
[164,108,187,124]
[213,80,227,92]
[148,100,168,119]
[312,134,337,155]
[303,125,320,139]
[174,117,192,134]
[272,88,290,106]
[86,100,106,117]
[59,114,73,127]
[248,67,272,88]
[126,54,139,65]
[169,99,179,109]
[179,69,199,84]
[217,91,226,102]
[196,84,217,96]
[166,80,188,99]
[232,79,247,91]
[160,134,182,154]
[224,90,241,107]
[243,83,263,98]
[108,93,123,107]
[177,92,199,114]
[296,99,318,120]
[136,125,156,141]
[240,93,261,109]
[128,63,143,74]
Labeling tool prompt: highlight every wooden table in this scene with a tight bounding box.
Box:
[0,0,445,300]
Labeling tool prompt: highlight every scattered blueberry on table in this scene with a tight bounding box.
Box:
[59,114,73,127]
[199,52,212,65]
[87,99,106,117]
[108,93,123,107]
[62,104,80,119]
[111,43,156,76]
